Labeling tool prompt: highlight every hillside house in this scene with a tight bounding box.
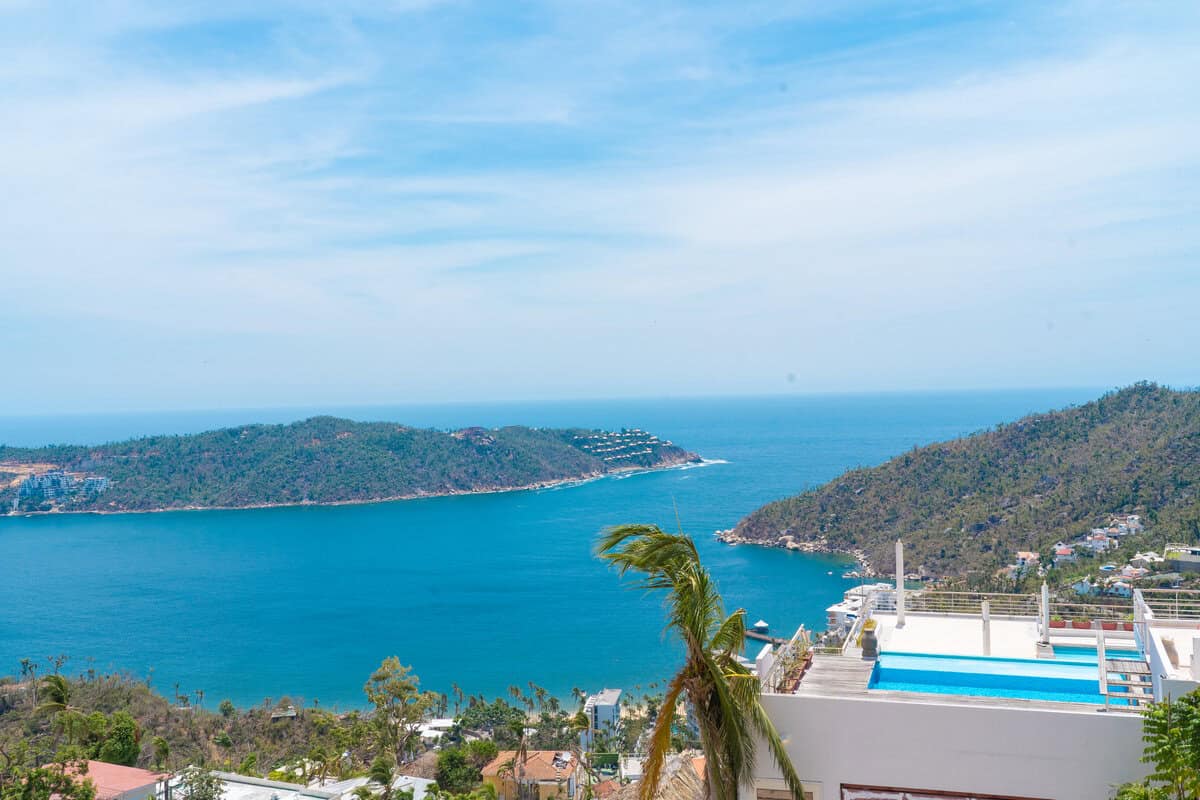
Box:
[1131,551,1164,569]
[1070,577,1095,596]
[1079,532,1116,553]
[69,761,164,800]
[483,751,578,800]
[1014,551,1039,570]
[1053,545,1077,566]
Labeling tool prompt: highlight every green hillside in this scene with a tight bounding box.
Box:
[732,383,1200,579]
[0,418,699,513]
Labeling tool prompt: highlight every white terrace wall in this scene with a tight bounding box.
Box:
[749,693,1146,800]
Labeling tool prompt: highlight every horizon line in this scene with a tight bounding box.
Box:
[0,382,1166,422]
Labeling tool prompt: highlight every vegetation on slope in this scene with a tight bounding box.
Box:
[0,657,672,798]
[0,418,698,513]
[733,383,1200,580]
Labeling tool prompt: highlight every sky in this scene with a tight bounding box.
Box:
[2,0,1199,414]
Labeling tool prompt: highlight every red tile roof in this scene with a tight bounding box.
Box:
[72,761,164,800]
[482,751,577,782]
[594,780,620,798]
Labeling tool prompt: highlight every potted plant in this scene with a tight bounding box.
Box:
[1050,615,1067,629]
[1121,613,1135,632]
[1071,617,1092,630]
[860,619,879,659]
[1100,619,1118,631]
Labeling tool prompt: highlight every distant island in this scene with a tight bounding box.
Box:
[0,417,701,515]
[725,382,1200,579]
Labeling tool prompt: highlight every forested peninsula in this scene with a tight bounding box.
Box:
[728,383,1200,579]
[0,417,700,514]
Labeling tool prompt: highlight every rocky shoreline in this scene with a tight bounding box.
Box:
[5,457,708,518]
[714,528,877,577]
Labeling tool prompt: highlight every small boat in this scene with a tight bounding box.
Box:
[842,570,861,579]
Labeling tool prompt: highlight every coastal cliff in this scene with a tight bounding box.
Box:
[726,383,1200,579]
[0,417,701,514]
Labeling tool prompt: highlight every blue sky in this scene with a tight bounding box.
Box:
[2,1,1198,414]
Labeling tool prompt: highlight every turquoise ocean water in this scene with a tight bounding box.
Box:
[0,390,1097,709]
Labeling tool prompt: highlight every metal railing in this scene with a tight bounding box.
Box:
[1137,588,1200,621]
[1048,600,1133,622]
[841,592,878,654]
[901,591,1040,617]
[762,625,811,693]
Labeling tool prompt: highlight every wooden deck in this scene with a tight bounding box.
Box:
[790,654,874,696]
[781,654,1132,713]
[1102,658,1154,708]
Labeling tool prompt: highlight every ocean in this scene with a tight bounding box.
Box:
[0,389,1098,709]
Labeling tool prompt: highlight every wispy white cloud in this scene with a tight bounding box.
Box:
[2,0,1198,412]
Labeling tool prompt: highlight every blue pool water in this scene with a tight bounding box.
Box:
[869,651,1142,705]
[1050,645,1140,664]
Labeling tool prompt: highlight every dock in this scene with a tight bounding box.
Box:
[744,630,788,645]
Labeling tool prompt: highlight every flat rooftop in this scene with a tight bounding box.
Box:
[202,773,335,800]
[872,612,1136,660]
[1147,622,1200,682]
[586,688,622,705]
[781,610,1143,713]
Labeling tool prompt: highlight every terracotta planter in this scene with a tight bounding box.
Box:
[1050,620,1067,629]
[1071,620,1093,630]
[1121,622,1134,632]
[1100,621,1118,631]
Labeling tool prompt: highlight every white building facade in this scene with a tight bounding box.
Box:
[747,564,1200,800]
[581,688,622,750]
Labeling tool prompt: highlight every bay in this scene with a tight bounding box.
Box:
[0,389,1097,708]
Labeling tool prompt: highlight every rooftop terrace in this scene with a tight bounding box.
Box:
[761,577,1200,713]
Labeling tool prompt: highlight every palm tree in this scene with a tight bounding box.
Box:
[152,736,170,771]
[308,745,331,785]
[598,524,806,800]
[54,710,89,745]
[36,674,73,716]
[568,710,593,800]
[498,719,530,800]
[369,755,396,800]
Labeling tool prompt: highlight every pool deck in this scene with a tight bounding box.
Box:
[872,612,1137,659]
[791,654,1115,712]
[783,611,1141,713]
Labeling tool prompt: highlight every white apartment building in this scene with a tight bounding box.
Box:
[581,688,622,749]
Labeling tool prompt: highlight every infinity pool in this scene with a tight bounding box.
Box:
[1050,644,1140,663]
[868,651,1143,705]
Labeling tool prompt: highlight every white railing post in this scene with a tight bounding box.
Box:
[1097,628,1109,709]
[1040,582,1051,645]
[896,539,906,628]
[982,599,991,656]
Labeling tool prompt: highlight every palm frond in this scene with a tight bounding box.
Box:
[598,526,700,588]
[709,610,748,656]
[639,672,686,800]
